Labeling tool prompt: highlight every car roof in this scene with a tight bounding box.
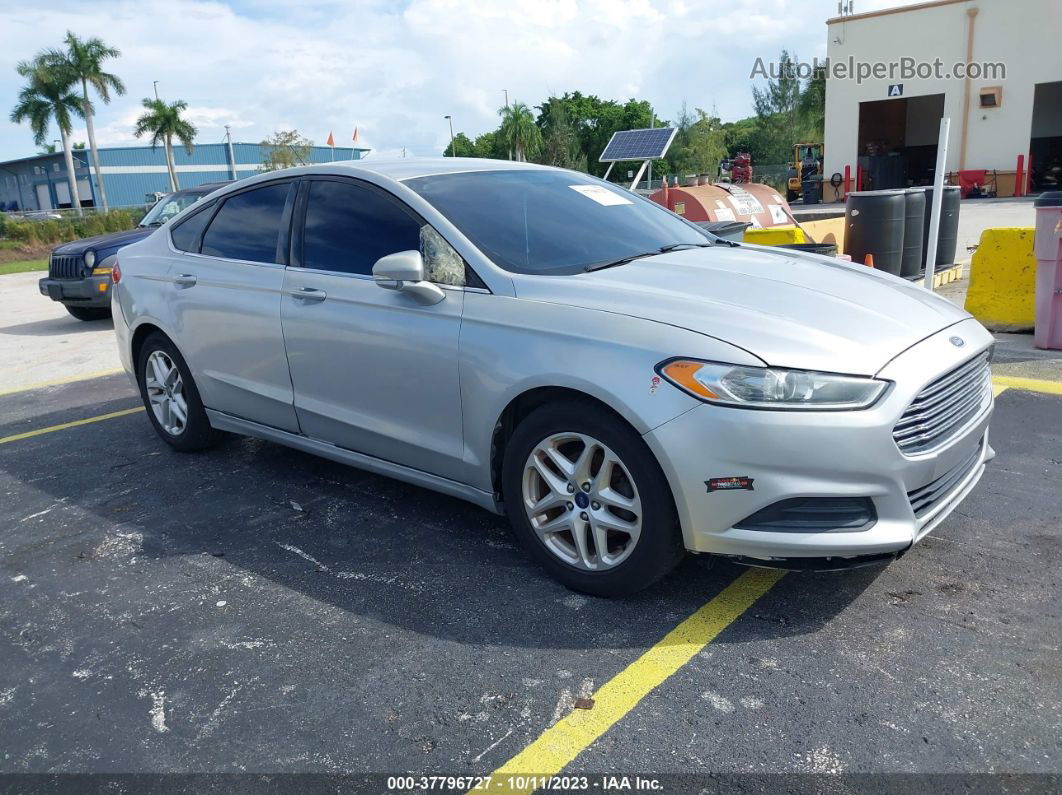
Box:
[179,180,233,194]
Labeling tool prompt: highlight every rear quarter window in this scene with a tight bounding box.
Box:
[170,203,215,253]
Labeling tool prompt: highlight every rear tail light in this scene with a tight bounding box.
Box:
[111,261,121,283]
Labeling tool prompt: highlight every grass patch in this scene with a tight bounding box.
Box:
[0,259,48,275]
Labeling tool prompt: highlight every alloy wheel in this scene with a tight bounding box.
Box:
[144,350,188,436]
[521,432,642,571]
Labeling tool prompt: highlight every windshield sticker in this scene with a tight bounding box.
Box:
[568,185,633,206]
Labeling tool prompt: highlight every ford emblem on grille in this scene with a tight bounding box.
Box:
[949,336,965,347]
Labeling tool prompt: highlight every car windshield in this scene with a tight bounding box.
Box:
[139,191,208,227]
[404,169,712,275]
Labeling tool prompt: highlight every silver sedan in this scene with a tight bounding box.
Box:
[111,159,994,596]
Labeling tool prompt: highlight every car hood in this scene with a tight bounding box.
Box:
[512,245,971,376]
[52,226,154,256]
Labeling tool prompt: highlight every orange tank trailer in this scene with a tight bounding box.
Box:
[650,181,795,229]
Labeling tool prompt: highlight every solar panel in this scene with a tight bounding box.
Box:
[599,127,677,162]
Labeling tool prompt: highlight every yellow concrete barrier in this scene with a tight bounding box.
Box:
[964,228,1036,332]
[743,225,805,245]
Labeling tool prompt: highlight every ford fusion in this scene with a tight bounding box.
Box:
[111,159,993,596]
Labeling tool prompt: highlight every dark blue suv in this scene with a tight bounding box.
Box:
[38,181,231,320]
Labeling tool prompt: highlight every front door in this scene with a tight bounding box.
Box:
[281,177,467,481]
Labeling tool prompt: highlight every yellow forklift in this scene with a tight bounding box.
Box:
[786,142,823,202]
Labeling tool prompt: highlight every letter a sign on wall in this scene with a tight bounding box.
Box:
[888,84,904,97]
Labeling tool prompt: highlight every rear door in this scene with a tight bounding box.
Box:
[280,176,467,480]
[166,179,300,432]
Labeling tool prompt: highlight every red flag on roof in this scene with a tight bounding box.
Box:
[326,131,334,147]
[352,127,359,144]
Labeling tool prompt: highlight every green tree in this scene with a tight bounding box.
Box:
[798,62,826,141]
[665,104,727,180]
[46,32,125,212]
[134,98,197,191]
[471,130,505,159]
[443,132,474,157]
[751,50,803,164]
[260,129,313,171]
[536,100,586,171]
[10,55,84,214]
[498,101,542,162]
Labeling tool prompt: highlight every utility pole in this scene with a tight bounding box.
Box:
[444,115,456,157]
[503,89,512,161]
[153,81,159,100]
[648,110,655,190]
[224,124,237,180]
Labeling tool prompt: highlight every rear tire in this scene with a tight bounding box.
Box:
[786,189,799,203]
[66,305,110,321]
[502,400,685,597]
[136,332,222,452]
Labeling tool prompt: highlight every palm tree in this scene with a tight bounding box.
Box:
[498,102,542,162]
[46,32,125,213]
[134,98,196,191]
[10,56,84,215]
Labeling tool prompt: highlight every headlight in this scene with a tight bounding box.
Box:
[657,359,889,410]
[83,250,96,268]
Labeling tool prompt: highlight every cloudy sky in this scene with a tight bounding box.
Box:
[1,0,923,161]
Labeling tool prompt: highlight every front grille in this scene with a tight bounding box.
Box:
[893,352,991,455]
[49,254,84,279]
[907,440,983,520]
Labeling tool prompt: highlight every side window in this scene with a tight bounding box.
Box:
[170,203,214,253]
[301,180,466,285]
[201,183,291,263]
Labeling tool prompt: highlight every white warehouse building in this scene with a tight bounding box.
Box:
[823,0,1062,196]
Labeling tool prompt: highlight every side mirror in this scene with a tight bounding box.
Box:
[371,250,445,306]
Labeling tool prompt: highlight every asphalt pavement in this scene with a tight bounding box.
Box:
[0,365,1059,789]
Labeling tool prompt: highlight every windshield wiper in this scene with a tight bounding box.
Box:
[583,242,712,272]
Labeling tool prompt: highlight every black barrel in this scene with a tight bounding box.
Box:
[922,185,961,267]
[802,178,822,205]
[844,189,906,274]
[901,188,926,278]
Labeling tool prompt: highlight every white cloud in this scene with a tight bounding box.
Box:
[1,0,936,162]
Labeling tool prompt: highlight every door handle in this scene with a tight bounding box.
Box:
[174,273,197,288]
[285,287,327,302]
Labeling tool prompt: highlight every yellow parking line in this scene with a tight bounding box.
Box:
[0,368,125,398]
[992,375,1062,397]
[0,406,144,445]
[487,568,784,791]
[992,385,1009,398]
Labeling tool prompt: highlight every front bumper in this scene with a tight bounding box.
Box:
[38,275,112,308]
[644,319,995,563]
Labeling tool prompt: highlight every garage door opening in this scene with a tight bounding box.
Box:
[1030,81,1062,193]
[857,94,945,190]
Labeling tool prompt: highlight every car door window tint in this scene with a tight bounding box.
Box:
[201,183,290,263]
[170,204,214,252]
[302,180,424,276]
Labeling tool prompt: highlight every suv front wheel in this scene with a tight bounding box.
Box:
[66,306,111,321]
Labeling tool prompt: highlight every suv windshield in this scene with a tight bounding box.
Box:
[404,170,711,275]
[139,190,209,227]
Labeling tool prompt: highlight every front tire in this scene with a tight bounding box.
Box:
[136,332,222,452]
[66,305,111,321]
[502,401,684,597]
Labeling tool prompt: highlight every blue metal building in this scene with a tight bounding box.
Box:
[0,142,367,212]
